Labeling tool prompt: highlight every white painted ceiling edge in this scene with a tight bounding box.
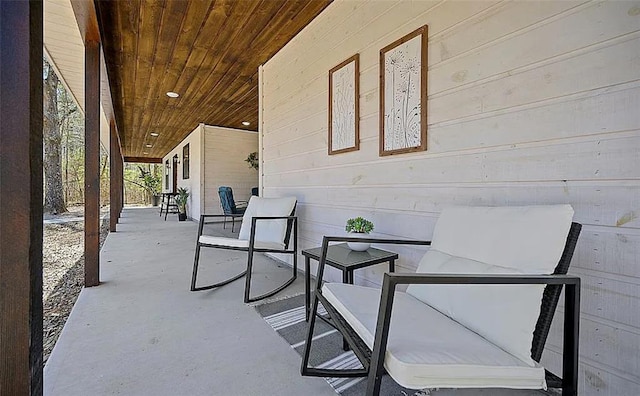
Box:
[44,0,110,154]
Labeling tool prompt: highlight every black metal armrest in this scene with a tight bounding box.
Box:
[384,273,580,287]
[313,236,431,292]
[196,214,246,238]
[200,214,243,219]
[250,215,297,220]
[200,213,243,222]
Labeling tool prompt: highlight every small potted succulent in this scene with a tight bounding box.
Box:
[345,217,374,251]
[175,187,190,221]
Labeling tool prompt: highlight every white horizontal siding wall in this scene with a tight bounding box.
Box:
[261,1,640,394]
[201,125,258,215]
[163,124,259,219]
[162,124,202,219]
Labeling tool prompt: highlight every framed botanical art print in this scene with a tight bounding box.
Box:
[379,25,428,156]
[328,54,359,155]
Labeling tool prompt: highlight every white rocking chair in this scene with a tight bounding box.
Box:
[190,196,298,303]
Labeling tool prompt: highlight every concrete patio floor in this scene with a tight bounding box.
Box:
[44,207,335,396]
[44,207,549,396]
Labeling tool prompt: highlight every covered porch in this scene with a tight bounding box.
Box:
[1,1,638,395]
[44,207,544,396]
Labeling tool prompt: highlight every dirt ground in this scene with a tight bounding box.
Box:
[43,206,109,363]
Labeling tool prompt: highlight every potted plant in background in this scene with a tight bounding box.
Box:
[137,166,162,206]
[245,151,259,170]
[175,187,190,221]
[345,217,374,251]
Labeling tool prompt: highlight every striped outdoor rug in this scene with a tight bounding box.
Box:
[255,294,426,396]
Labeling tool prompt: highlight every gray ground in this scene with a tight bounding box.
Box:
[44,207,336,396]
[43,206,109,363]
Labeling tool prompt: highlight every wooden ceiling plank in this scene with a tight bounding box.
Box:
[114,0,141,154]
[187,1,310,126]
[163,0,238,103]
[112,1,127,149]
[146,0,239,150]
[210,0,332,130]
[135,0,189,158]
[141,0,213,157]
[206,74,258,120]
[123,156,162,164]
[172,0,264,96]
[111,0,136,154]
[213,85,259,127]
[159,0,274,133]
[170,0,329,150]
[98,0,332,158]
[189,0,283,99]
[131,0,165,157]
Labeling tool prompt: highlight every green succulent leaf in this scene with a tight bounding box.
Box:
[345,217,374,233]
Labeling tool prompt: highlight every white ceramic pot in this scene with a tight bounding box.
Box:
[347,232,370,251]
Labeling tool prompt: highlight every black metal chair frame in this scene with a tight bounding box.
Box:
[301,223,582,396]
[190,210,298,303]
[218,187,248,232]
[221,201,247,232]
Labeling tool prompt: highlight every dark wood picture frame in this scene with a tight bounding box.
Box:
[328,54,360,155]
[379,25,428,156]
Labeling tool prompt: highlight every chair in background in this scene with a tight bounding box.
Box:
[218,186,248,232]
[191,196,298,303]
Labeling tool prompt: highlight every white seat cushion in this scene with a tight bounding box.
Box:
[323,283,546,390]
[198,235,284,250]
[237,196,297,245]
[406,205,574,365]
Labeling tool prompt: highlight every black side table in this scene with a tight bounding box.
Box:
[302,243,398,321]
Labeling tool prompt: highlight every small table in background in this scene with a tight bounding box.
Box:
[159,192,178,220]
[302,243,398,321]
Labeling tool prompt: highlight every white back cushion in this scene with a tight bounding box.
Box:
[430,205,574,273]
[406,205,574,365]
[238,196,297,245]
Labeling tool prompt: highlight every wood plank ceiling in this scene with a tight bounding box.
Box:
[96,0,332,160]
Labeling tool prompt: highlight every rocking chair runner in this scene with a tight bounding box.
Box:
[301,205,582,396]
[191,196,298,303]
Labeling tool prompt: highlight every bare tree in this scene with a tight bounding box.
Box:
[43,60,74,214]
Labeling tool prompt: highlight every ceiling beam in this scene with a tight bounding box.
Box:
[124,156,163,164]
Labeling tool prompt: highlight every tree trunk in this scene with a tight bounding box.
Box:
[43,61,67,214]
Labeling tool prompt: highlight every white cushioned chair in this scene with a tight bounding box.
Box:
[301,205,582,396]
[190,196,298,303]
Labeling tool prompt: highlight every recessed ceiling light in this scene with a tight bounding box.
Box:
[150,132,159,137]
[242,121,250,126]
[146,144,153,148]
[143,152,149,155]
[166,91,179,98]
